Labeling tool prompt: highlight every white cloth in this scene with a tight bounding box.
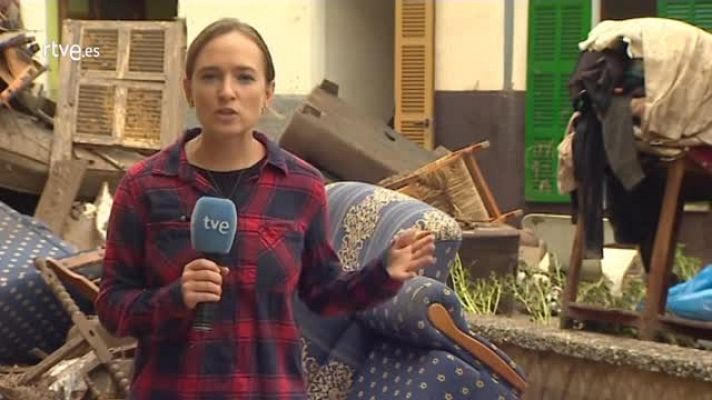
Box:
[579,18,712,147]
[557,112,580,194]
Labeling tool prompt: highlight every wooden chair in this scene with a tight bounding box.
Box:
[380,140,522,226]
[18,249,134,398]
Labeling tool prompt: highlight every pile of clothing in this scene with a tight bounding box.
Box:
[558,18,712,272]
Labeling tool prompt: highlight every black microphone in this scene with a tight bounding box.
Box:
[189,197,238,331]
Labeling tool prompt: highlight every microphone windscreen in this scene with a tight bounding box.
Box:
[190,197,237,254]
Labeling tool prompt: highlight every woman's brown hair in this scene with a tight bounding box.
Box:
[185,18,275,83]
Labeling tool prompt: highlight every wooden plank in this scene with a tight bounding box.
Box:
[18,336,86,384]
[78,70,165,82]
[56,248,105,270]
[463,156,501,219]
[640,158,686,340]
[566,303,640,327]
[162,20,187,148]
[47,257,100,302]
[561,216,585,330]
[0,65,41,105]
[51,19,80,166]
[0,108,51,163]
[74,134,160,149]
[34,159,88,234]
[659,315,712,341]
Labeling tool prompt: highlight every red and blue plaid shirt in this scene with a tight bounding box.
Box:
[96,128,402,399]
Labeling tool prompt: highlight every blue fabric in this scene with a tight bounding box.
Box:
[325,181,462,283]
[358,276,465,349]
[0,201,88,363]
[666,264,712,321]
[297,180,462,339]
[348,342,519,400]
[296,182,464,398]
[297,181,525,399]
[359,276,527,387]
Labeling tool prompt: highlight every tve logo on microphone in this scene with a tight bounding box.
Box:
[190,197,238,255]
[202,215,232,234]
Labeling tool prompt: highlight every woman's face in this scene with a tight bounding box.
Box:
[184,31,274,139]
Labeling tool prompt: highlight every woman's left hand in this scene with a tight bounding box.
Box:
[386,228,437,281]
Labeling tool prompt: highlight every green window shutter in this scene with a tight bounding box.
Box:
[658,0,712,31]
[525,0,591,202]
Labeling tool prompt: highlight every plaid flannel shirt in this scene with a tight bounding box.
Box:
[95,128,403,399]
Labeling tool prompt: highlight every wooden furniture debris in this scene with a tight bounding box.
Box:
[34,159,88,234]
[0,20,187,199]
[561,153,712,341]
[0,106,144,197]
[0,31,45,106]
[44,248,105,302]
[18,251,133,398]
[279,80,439,183]
[380,140,522,227]
[57,19,187,151]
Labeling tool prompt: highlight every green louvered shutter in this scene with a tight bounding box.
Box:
[525,0,591,202]
[658,0,712,30]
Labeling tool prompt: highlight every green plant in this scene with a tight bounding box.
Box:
[507,257,565,323]
[451,253,567,323]
[673,244,702,282]
[577,277,646,312]
[450,255,506,315]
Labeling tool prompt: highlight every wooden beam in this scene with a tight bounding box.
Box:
[50,19,78,166]
[33,159,88,234]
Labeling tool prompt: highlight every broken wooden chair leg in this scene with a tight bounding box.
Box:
[19,257,131,397]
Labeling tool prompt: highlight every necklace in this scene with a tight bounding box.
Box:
[204,168,247,200]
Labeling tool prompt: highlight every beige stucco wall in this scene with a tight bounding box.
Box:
[435,0,529,91]
[324,0,394,122]
[20,0,50,94]
[179,0,326,96]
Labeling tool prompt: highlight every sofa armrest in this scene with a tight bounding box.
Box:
[358,276,528,393]
[358,276,468,348]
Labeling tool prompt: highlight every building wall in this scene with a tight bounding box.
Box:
[435,0,528,91]
[179,0,325,96]
[496,343,712,400]
[433,0,529,213]
[324,0,394,123]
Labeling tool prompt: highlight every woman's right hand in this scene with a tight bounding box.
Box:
[181,259,229,309]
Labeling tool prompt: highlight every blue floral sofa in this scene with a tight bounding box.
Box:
[295,181,527,399]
